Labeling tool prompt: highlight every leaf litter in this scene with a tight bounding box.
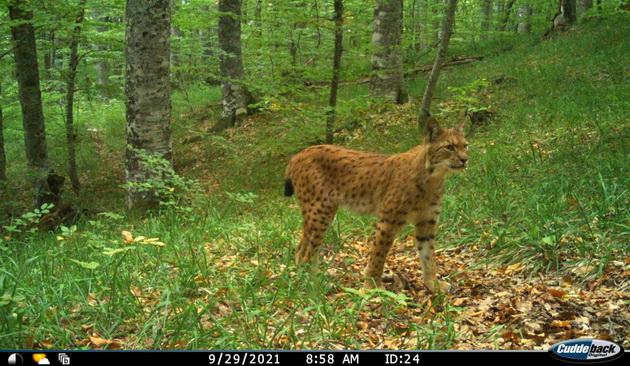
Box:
[322,234,630,350]
[194,232,628,350]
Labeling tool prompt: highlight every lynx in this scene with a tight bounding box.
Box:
[284,117,468,292]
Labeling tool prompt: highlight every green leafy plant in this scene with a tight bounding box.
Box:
[445,78,491,115]
[123,147,199,212]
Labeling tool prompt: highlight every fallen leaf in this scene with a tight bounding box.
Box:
[122,231,134,243]
[89,334,109,347]
[550,320,571,329]
[548,289,567,298]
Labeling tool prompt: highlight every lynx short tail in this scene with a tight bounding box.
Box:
[284,179,294,197]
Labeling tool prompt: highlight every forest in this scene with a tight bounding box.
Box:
[0,0,629,351]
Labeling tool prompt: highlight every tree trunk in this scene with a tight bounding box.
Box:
[499,0,517,31]
[561,0,577,24]
[369,0,408,104]
[9,1,54,208]
[65,2,86,193]
[552,0,577,32]
[326,0,344,145]
[0,82,6,182]
[125,0,173,212]
[218,0,254,129]
[94,12,111,88]
[480,0,492,37]
[418,0,458,130]
[577,0,593,14]
[517,6,532,34]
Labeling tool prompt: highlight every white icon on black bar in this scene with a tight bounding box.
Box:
[58,353,71,365]
[8,353,23,365]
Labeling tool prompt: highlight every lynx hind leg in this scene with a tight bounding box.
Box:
[295,199,338,267]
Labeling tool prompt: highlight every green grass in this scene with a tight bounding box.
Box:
[1,15,629,349]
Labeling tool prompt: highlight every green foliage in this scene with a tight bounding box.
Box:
[0,0,628,351]
[123,147,199,212]
[444,78,491,114]
[1,203,54,237]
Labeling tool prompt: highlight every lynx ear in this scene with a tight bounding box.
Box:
[455,115,470,134]
[424,117,443,143]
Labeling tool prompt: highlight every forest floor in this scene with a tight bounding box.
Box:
[318,235,629,350]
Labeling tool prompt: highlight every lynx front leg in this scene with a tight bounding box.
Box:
[415,219,450,293]
[364,220,404,289]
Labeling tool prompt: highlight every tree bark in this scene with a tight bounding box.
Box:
[577,0,593,14]
[369,0,408,104]
[561,0,577,24]
[0,82,6,182]
[551,0,577,33]
[418,0,458,131]
[517,6,532,34]
[499,0,517,31]
[9,1,54,208]
[65,1,86,193]
[218,0,254,129]
[125,0,172,212]
[94,11,111,89]
[326,0,344,145]
[481,0,493,38]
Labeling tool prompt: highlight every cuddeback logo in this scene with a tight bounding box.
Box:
[549,339,624,363]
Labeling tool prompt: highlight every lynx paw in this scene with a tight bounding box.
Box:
[426,280,451,294]
[363,278,383,290]
[438,280,452,293]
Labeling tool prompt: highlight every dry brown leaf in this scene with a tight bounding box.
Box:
[88,293,98,306]
[453,297,469,306]
[108,341,123,350]
[550,320,571,329]
[89,334,109,347]
[122,231,134,243]
[548,289,567,298]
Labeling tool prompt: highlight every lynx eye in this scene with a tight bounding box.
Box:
[463,143,469,150]
[445,144,455,151]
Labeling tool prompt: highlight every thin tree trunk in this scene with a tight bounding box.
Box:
[326,0,344,145]
[218,0,254,129]
[577,0,593,14]
[65,1,86,193]
[0,82,6,181]
[370,0,408,104]
[125,0,172,212]
[418,0,458,130]
[481,0,492,38]
[517,6,532,34]
[500,0,517,31]
[94,11,111,88]
[9,1,54,208]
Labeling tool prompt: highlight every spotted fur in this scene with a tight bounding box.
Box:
[284,117,468,292]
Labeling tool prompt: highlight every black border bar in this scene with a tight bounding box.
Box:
[2,350,628,365]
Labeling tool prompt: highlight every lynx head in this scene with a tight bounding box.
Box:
[424,117,469,173]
